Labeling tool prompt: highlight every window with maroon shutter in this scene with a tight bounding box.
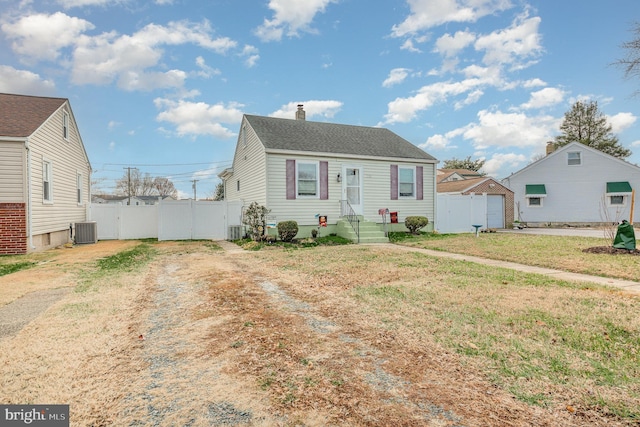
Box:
[416,166,423,200]
[286,159,328,199]
[390,165,398,200]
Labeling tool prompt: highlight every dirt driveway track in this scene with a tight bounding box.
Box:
[0,240,629,426]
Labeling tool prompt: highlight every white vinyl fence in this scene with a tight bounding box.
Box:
[88,200,243,241]
[436,193,488,234]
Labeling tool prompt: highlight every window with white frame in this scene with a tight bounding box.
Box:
[398,166,415,197]
[567,151,581,165]
[610,195,625,205]
[43,160,52,202]
[297,161,318,197]
[528,197,542,207]
[77,173,82,204]
[63,111,69,140]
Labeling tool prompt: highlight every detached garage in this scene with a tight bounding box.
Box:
[437,176,514,232]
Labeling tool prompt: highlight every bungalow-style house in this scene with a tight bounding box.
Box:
[437,173,514,229]
[437,168,483,183]
[0,93,92,254]
[218,105,437,242]
[502,141,640,226]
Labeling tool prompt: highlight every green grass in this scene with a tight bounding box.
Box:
[254,244,640,422]
[76,243,156,293]
[0,261,36,277]
[394,232,640,281]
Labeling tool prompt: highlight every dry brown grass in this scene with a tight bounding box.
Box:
[1,239,638,426]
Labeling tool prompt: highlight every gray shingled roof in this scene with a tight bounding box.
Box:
[0,93,67,138]
[244,115,436,161]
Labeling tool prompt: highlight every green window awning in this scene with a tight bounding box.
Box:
[606,181,632,194]
[525,184,546,196]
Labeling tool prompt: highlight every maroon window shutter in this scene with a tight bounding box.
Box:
[286,159,296,199]
[320,161,329,200]
[390,164,398,200]
[416,166,423,200]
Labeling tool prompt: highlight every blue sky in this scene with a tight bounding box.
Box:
[1,0,639,199]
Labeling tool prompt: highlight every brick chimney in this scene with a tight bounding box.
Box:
[546,141,555,155]
[295,104,306,121]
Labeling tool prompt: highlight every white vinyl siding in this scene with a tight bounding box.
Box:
[223,118,268,206]
[504,142,640,224]
[0,141,26,202]
[266,153,435,226]
[28,103,91,236]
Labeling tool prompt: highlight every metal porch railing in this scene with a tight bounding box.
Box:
[340,200,360,243]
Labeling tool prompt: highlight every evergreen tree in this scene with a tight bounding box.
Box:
[553,100,631,159]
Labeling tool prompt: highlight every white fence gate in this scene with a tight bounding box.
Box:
[88,200,243,241]
[436,194,488,233]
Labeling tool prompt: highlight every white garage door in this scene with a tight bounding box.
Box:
[487,195,504,228]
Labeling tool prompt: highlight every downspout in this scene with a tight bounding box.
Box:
[25,138,35,250]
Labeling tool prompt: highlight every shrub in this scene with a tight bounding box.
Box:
[243,202,270,241]
[277,220,299,242]
[405,216,429,234]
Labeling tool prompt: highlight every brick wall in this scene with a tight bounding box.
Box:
[0,203,27,254]
[462,180,515,227]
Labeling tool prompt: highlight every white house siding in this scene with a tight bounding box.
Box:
[503,143,640,224]
[27,103,91,241]
[0,141,26,202]
[265,153,435,227]
[224,119,268,206]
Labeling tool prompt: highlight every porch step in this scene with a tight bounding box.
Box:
[336,218,389,244]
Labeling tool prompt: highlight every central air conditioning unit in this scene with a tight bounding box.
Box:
[228,225,243,240]
[75,221,98,244]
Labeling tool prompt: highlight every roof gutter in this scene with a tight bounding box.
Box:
[24,137,35,250]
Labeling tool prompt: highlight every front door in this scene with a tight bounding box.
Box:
[342,166,363,215]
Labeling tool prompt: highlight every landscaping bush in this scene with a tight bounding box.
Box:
[243,202,270,241]
[277,220,299,242]
[405,216,429,234]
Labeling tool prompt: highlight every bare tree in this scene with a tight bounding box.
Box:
[614,22,640,96]
[115,170,173,197]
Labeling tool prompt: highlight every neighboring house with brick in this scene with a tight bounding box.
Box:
[218,105,438,242]
[437,175,514,229]
[0,93,92,254]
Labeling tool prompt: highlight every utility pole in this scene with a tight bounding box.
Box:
[124,167,138,205]
[191,179,199,200]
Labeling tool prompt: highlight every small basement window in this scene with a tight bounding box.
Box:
[525,184,546,208]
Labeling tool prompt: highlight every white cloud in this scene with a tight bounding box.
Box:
[1,12,94,61]
[154,98,245,138]
[522,78,546,88]
[391,0,513,37]
[382,78,483,124]
[71,20,237,89]
[481,152,527,176]
[57,0,118,6]
[382,68,411,88]
[240,45,260,68]
[520,87,566,110]
[608,112,637,134]
[461,109,559,149]
[270,100,343,119]
[454,89,484,109]
[254,0,337,42]
[434,30,475,57]
[474,13,542,68]
[0,65,56,94]
[420,134,451,150]
[194,56,221,78]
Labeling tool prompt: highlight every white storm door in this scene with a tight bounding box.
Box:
[342,165,363,215]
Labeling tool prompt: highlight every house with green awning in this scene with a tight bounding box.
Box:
[501,141,639,226]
